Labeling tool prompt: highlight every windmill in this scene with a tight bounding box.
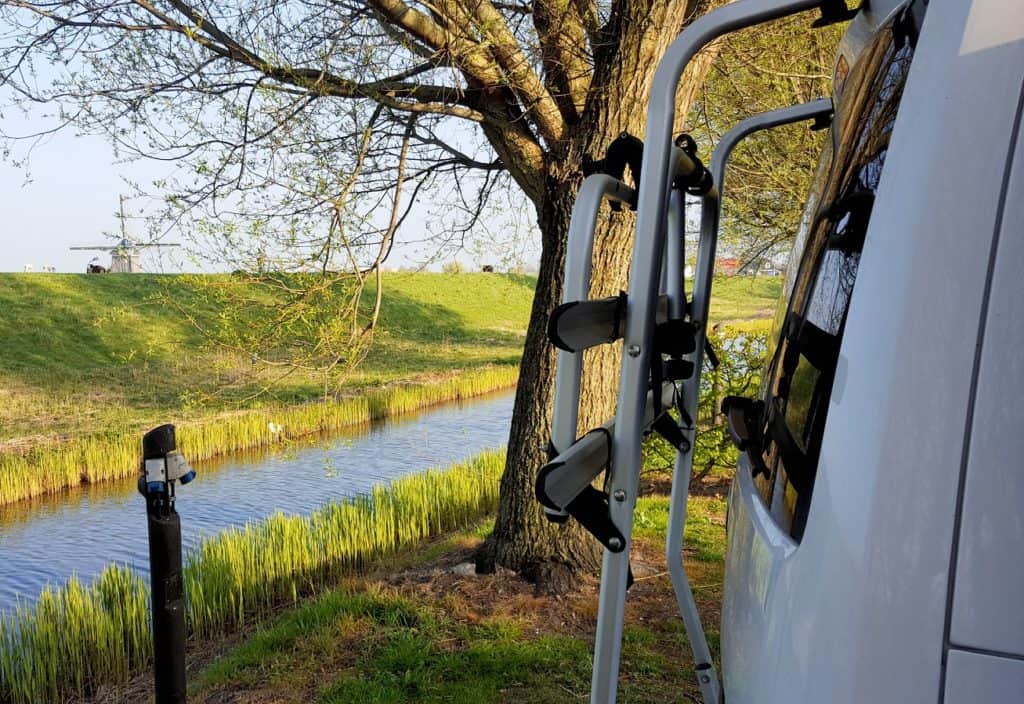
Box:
[70,196,180,273]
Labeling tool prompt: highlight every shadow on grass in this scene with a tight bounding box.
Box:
[371,289,526,348]
[194,587,592,704]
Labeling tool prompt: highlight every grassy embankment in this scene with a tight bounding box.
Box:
[0,273,779,506]
[0,273,536,505]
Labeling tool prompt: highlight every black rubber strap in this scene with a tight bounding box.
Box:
[704,338,719,369]
[582,133,645,210]
[651,412,690,453]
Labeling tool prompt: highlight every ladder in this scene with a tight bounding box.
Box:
[536,2,849,702]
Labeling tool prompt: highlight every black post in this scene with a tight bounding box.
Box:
[141,424,187,704]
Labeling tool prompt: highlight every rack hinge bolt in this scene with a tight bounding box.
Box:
[627,344,641,357]
[607,537,623,550]
[613,489,626,502]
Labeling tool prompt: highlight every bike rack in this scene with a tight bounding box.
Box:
[537,1,850,702]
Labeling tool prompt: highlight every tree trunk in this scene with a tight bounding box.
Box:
[476,159,636,593]
[478,0,720,594]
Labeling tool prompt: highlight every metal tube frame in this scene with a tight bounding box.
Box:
[592,2,830,702]
[663,97,835,704]
[549,175,637,520]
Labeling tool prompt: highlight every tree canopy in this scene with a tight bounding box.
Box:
[1,0,843,589]
[695,15,841,268]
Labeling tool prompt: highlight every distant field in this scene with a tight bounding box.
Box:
[0,272,535,442]
[0,272,780,444]
[708,274,782,323]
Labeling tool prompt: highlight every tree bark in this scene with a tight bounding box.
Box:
[479,0,720,594]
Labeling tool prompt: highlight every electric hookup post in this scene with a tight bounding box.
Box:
[138,423,196,704]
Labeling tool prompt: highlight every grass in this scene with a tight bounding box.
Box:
[707,274,782,323]
[0,272,776,444]
[194,587,594,704]
[634,494,728,563]
[0,450,506,704]
[0,272,535,444]
[185,484,731,704]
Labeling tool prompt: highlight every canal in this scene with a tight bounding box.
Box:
[0,390,514,612]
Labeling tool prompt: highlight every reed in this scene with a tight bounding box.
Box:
[0,449,505,703]
[0,366,517,507]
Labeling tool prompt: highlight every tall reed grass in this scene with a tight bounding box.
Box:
[0,450,505,703]
[0,366,517,507]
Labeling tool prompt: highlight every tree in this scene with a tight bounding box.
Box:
[693,15,842,267]
[2,0,729,591]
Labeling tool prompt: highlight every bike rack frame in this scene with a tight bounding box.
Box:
[594,2,831,700]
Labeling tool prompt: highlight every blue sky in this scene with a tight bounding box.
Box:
[0,108,185,273]
[0,99,541,274]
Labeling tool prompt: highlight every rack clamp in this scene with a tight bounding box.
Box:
[648,312,698,431]
[582,133,645,211]
[582,132,713,209]
[722,395,770,478]
[537,383,682,541]
[813,0,860,27]
[536,426,628,551]
[672,134,714,195]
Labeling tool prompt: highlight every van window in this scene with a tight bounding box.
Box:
[755,11,918,539]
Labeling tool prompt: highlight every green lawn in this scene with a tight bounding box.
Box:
[0,272,779,445]
[707,274,782,323]
[0,272,535,442]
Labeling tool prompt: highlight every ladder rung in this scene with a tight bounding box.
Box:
[536,382,677,511]
[548,294,669,353]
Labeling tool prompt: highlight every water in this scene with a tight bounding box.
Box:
[0,391,514,612]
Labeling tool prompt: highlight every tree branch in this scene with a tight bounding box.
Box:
[533,0,591,122]
[459,0,566,145]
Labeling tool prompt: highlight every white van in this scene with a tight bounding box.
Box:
[721,1,1024,701]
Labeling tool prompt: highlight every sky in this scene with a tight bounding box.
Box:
[0,98,541,275]
[0,113,182,274]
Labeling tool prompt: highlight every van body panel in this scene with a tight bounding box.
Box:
[950,91,1024,658]
[721,0,1024,701]
[943,649,1024,703]
[721,457,796,702]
